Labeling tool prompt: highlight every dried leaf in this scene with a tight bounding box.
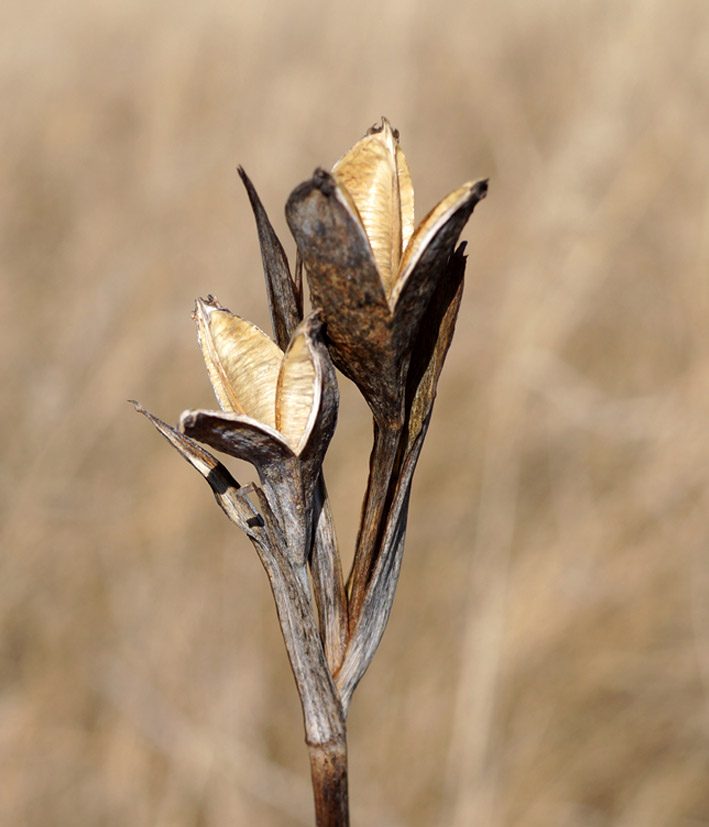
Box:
[337,245,470,706]
[130,401,262,535]
[238,167,302,349]
[336,444,418,712]
[246,490,345,749]
[310,478,347,674]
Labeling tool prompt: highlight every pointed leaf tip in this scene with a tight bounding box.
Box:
[238,166,301,349]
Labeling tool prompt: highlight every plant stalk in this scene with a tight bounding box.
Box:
[308,735,349,827]
[347,421,402,626]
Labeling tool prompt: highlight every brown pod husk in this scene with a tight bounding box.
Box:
[286,119,487,429]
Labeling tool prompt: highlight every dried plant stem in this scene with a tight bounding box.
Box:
[336,432,425,711]
[134,404,350,824]
[347,421,402,626]
[308,738,349,827]
[310,476,348,674]
[247,487,349,825]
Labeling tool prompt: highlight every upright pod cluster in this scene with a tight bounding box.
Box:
[133,119,487,826]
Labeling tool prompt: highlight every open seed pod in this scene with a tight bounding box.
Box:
[179,297,338,561]
[286,118,487,427]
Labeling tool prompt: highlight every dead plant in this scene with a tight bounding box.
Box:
[133,118,487,826]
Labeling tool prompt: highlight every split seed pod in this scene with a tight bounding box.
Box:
[286,118,487,427]
[179,296,338,561]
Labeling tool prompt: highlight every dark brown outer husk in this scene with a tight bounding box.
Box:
[286,169,403,427]
[392,179,487,362]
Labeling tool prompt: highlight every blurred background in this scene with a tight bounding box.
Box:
[2,0,708,824]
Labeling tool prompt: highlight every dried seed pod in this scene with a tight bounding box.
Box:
[191,297,334,456]
[332,118,414,297]
[286,118,487,427]
[183,298,339,562]
[194,296,282,425]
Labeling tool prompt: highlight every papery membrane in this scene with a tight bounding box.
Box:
[196,299,282,427]
[333,119,414,298]
[276,329,319,454]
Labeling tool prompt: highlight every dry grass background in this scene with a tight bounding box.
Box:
[2,0,708,824]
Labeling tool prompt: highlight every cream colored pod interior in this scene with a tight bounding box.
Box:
[332,118,478,310]
[194,298,318,454]
[333,119,414,299]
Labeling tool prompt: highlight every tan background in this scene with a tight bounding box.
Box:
[2,0,708,824]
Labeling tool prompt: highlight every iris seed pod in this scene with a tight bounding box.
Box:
[180,297,338,562]
[286,118,487,427]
